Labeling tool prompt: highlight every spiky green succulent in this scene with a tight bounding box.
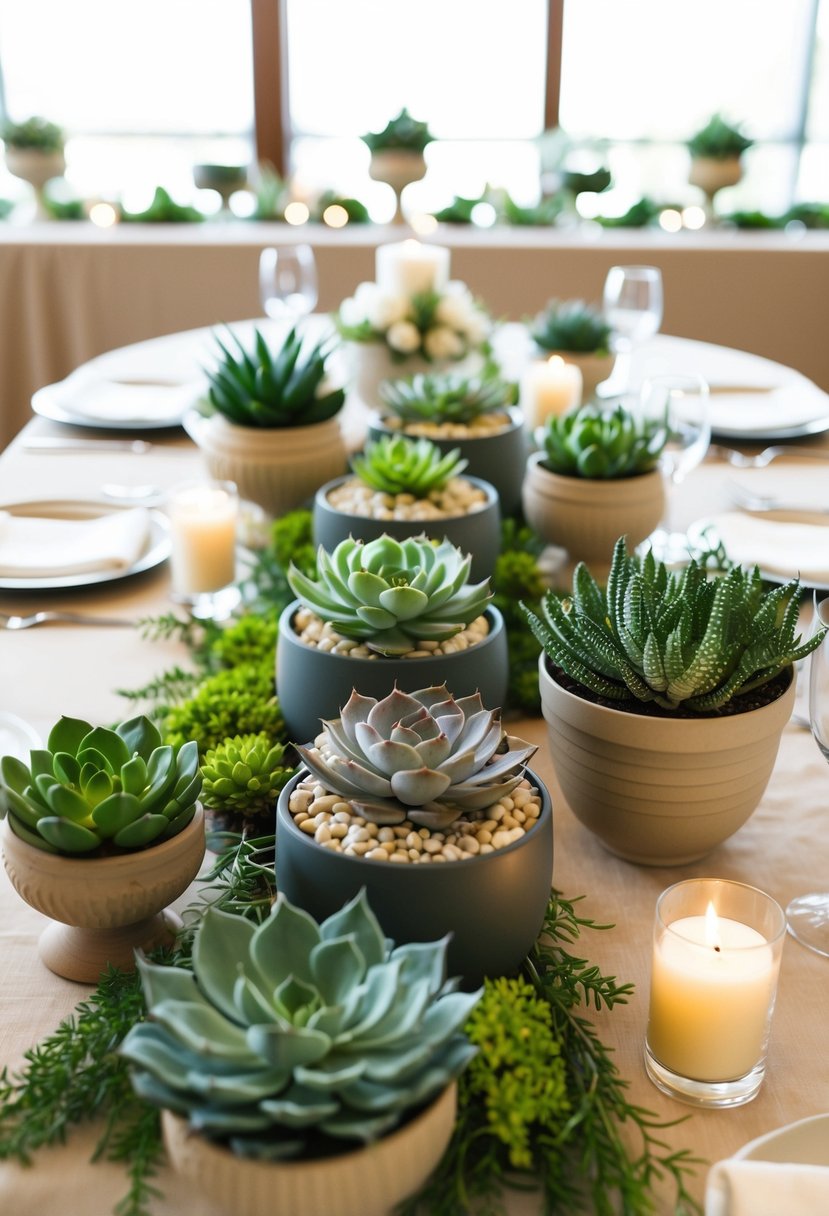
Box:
[350,434,467,498]
[380,372,518,427]
[0,716,201,856]
[539,403,667,479]
[688,113,753,160]
[205,326,344,428]
[201,733,292,820]
[297,684,536,830]
[362,107,433,153]
[531,300,611,356]
[288,534,492,656]
[522,537,826,713]
[120,889,478,1159]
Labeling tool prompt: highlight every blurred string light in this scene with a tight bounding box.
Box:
[88,202,119,227]
[681,205,706,230]
[658,208,682,232]
[470,201,497,227]
[284,201,310,225]
[410,212,438,235]
[322,203,348,228]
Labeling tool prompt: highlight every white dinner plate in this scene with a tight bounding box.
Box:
[687,517,829,592]
[0,712,42,762]
[0,499,170,590]
[733,1113,829,1164]
[704,383,829,442]
[31,375,198,431]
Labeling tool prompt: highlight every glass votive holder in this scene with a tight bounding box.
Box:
[166,479,241,620]
[645,878,786,1109]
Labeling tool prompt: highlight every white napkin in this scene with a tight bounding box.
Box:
[704,512,829,583]
[59,378,194,424]
[0,507,150,578]
[705,1159,829,1216]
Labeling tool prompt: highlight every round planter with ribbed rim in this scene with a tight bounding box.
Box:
[276,766,553,983]
[370,407,529,517]
[538,656,795,866]
[521,452,665,573]
[0,807,205,982]
[276,602,509,746]
[312,473,502,582]
[183,409,348,519]
[532,350,616,404]
[162,1081,455,1216]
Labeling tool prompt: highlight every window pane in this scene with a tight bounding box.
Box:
[806,0,829,138]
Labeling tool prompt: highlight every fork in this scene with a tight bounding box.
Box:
[709,444,829,468]
[729,483,829,515]
[0,610,135,630]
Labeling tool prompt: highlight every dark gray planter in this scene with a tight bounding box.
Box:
[312,475,502,582]
[276,603,509,746]
[368,407,529,517]
[276,766,553,984]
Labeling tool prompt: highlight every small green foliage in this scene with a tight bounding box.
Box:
[201,732,292,820]
[539,402,667,479]
[351,434,467,498]
[362,107,433,153]
[596,196,662,229]
[312,190,370,223]
[501,192,562,226]
[249,162,289,220]
[209,614,279,673]
[431,194,481,224]
[205,325,344,428]
[163,663,284,755]
[688,113,753,159]
[492,520,546,715]
[381,371,517,426]
[2,115,64,151]
[532,299,612,355]
[562,166,612,195]
[121,186,204,223]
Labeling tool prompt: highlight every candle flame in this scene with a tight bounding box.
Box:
[547,355,565,369]
[704,902,722,951]
[403,238,422,252]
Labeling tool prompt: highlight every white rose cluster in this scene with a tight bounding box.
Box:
[338,278,489,360]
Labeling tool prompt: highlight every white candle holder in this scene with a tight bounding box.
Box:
[645,878,786,1108]
[166,479,240,621]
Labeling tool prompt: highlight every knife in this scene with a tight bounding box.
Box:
[22,437,152,454]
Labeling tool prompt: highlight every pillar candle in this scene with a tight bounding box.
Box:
[519,356,583,429]
[375,239,450,296]
[168,481,238,596]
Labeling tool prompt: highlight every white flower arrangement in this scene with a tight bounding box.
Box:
[336,280,490,362]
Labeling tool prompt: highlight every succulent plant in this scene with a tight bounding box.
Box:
[538,403,667,479]
[531,300,612,356]
[0,716,201,855]
[522,537,826,713]
[380,372,518,427]
[2,115,64,152]
[121,185,204,224]
[362,107,433,154]
[288,534,492,656]
[350,434,467,498]
[201,733,292,821]
[204,326,344,428]
[120,888,478,1158]
[296,684,536,830]
[688,114,753,160]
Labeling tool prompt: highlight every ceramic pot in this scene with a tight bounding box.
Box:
[1,807,205,982]
[688,156,743,211]
[349,343,482,411]
[5,147,66,219]
[162,1081,455,1216]
[521,453,665,576]
[368,150,427,224]
[276,767,553,983]
[538,657,795,866]
[535,350,616,404]
[312,473,502,582]
[183,409,348,519]
[276,603,509,745]
[369,407,529,517]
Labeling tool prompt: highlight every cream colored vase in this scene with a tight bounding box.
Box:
[521,453,665,573]
[185,411,348,519]
[688,156,743,205]
[1,808,205,982]
[162,1082,456,1216]
[538,658,795,866]
[368,150,427,223]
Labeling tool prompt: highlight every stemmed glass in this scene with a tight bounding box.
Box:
[638,373,711,564]
[259,244,318,323]
[602,265,663,392]
[786,595,829,956]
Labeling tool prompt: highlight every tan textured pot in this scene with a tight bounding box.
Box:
[538,350,616,404]
[688,156,743,201]
[184,410,348,519]
[521,452,665,573]
[1,807,205,982]
[538,657,795,865]
[4,146,66,190]
[368,150,427,223]
[162,1081,456,1216]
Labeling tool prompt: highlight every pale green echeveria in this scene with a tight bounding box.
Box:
[297,685,537,829]
[0,715,201,855]
[288,534,492,655]
[120,889,479,1160]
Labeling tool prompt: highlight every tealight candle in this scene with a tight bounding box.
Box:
[645,878,786,1108]
[375,239,450,297]
[167,480,239,617]
[519,356,583,429]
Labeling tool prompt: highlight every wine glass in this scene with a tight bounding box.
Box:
[786,595,829,956]
[259,244,318,323]
[602,265,663,392]
[637,373,711,564]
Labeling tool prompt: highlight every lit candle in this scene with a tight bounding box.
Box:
[167,480,238,597]
[375,239,450,296]
[519,356,583,429]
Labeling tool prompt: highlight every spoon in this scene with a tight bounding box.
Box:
[101,483,162,502]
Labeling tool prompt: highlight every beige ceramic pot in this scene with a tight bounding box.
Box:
[538,657,795,865]
[162,1081,456,1216]
[521,452,665,575]
[539,351,616,404]
[5,146,66,191]
[368,150,427,223]
[184,410,348,519]
[1,807,205,982]
[688,156,743,202]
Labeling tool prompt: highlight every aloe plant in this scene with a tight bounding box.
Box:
[381,372,517,427]
[204,326,344,428]
[688,114,753,160]
[522,537,825,713]
[539,403,667,479]
[296,684,536,830]
[362,107,433,154]
[0,716,201,855]
[350,434,467,498]
[120,889,478,1158]
[288,534,492,656]
[531,300,612,356]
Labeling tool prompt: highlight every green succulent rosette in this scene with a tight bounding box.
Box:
[380,372,517,427]
[539,403,667,479]
[350,434,466,498]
